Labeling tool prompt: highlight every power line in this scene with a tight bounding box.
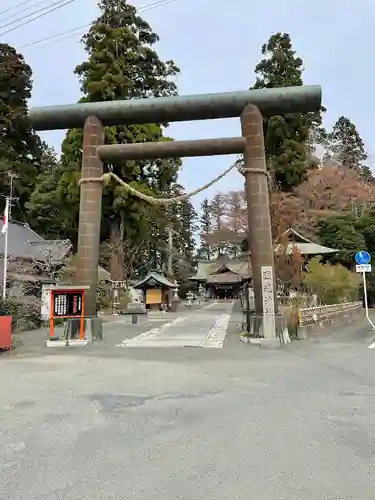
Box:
[0,0,78,37]
[0,0,54,24]
[0,0,35,17]
[20,22,89,48]
[19,0,176,49]
[0,0,70,31]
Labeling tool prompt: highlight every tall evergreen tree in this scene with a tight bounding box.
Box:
[361,165,374,183]
[69,0,180,274]
[0,43,43,219]
[169,197,197,297]
[197,198,212,260]
[209,193,227,257]
[26,161,80,243]
[175,198,197,261]
[252,33,324,191]
[325,116,373,181]
[27,0,181,273]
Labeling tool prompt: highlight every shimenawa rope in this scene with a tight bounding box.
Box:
[78,163,269,205]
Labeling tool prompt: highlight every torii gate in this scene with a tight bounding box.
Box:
[29,85,322,338]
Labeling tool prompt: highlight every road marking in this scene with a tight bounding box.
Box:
[200,313,231,348]
[368,339,375,349]
[116,316,184,347]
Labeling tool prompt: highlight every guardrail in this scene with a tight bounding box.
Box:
[297,301,363,338]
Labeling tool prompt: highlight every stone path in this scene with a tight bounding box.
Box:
[117,301,233,348]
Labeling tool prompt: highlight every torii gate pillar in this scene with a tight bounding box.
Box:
[76,116,104,319]
[241,105,277,335]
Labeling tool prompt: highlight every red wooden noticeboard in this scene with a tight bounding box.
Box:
[49,286,89,341]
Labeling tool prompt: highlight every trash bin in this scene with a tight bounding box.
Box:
[0,315,12,350]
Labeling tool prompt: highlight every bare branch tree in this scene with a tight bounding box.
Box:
[100,237,149,288]
[2,259,41,330]
[295,165,375,217]
[30,239,72,279]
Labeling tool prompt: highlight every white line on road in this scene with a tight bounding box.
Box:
[116,316,184,347]
[200,313,231,348]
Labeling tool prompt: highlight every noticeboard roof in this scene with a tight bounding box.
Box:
[45,285,90,291]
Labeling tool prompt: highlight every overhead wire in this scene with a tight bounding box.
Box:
[0,0,71,31]
[0,0,56,24]
[20,22,89,48]
[0,0,36,17]
[0,0,78,37]
[19,0,176,49]
[15,198,29,227]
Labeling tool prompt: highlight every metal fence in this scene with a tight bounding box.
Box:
[298,301,363,327]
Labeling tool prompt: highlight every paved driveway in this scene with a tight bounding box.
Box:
[2,310,375,499]
[118,301,234,348]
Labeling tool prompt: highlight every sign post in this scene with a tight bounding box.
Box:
[261,266,276,339]
[45,285,90,347]
[355,251,375,330]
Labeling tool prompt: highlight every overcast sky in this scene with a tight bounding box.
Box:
[1,0,375,209]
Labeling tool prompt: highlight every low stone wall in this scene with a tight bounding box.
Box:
[297,301,363,339]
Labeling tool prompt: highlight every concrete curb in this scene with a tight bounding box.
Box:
[239,335,283,349]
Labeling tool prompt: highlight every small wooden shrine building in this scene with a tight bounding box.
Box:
[133,272,177,310]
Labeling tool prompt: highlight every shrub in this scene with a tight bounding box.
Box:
[280,295,308,337]
[96,281,112,311]
[303,257,360,304]
[0,282,41,331]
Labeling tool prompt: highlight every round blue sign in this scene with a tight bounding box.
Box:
[355,251,371,265]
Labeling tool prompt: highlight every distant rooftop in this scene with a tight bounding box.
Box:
[203,227,338,256]
[0,220,71,263]
[0,220,111,282]
[134,272,177,289]
[190,256,250,282]
[276,228,338,255]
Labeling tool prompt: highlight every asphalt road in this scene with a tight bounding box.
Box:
[2,310,375,499]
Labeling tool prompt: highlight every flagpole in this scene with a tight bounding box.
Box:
[2,198,9,300]
[2,173,14,300]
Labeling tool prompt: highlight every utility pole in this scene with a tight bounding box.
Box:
[2,172,16,300]
[167,226,173,278]
[166,226,174,310]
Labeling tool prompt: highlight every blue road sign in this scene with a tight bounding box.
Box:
[355,251,371,265]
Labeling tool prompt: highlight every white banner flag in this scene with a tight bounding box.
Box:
[2,198,9,234]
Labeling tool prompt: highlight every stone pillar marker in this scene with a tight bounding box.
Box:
[240,104,277,336]
[77,116,104,318]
